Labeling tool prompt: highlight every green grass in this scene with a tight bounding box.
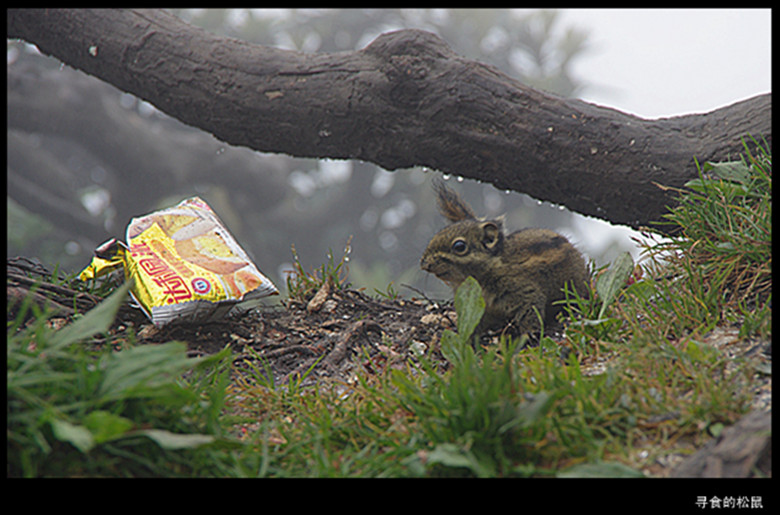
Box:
[7,282,240,477]
[648,137,771,328]
[285,237,352,302]
[7,138,770,477]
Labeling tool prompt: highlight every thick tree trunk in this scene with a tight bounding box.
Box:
[8,8,771,232]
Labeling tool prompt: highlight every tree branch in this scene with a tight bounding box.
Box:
[8,8,771,231]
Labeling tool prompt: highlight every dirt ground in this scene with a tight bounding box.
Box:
[131,285,458,386]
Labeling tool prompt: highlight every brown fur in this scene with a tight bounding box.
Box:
[420,181,589,334]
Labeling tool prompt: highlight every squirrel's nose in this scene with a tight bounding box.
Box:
[420,252,435,272]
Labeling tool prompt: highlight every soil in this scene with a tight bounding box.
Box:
[129,286,459,386]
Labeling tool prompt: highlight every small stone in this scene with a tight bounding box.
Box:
[307,281,331,313]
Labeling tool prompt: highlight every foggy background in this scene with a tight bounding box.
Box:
[7,9,771,300]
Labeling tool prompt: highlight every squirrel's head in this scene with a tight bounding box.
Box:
[420,180,504,289]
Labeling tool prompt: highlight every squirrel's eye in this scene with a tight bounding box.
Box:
[451,239,468,255]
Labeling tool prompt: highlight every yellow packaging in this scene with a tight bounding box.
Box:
[79,197,278,326]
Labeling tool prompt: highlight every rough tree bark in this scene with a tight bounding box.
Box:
[7,8,771,232]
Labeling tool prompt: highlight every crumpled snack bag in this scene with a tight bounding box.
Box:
[80,196,278,326]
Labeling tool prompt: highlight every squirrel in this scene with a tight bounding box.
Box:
[420,179,589,335]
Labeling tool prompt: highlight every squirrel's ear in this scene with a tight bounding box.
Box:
[433,178,477,222]
[479,221,503,251]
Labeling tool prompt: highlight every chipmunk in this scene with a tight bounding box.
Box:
[420,179,589,335]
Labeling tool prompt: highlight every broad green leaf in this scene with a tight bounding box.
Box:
[703,160,750,184]
[687,160,755,197]
[596,252,634,319]
[681,178,709,194]
[83,410,134,444]
[427,443,493,478]
[439,329,463,366]
[454,276,485,339]
[137,429,215,450]
[623,278,656,303]
[439,277,484,366]
[51,416,214,453]
[48,281,131,347]
[49,418,95,453]
[708,422,725,438]
[99,341,197,400]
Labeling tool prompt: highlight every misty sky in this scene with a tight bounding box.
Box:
[559,9,771,118]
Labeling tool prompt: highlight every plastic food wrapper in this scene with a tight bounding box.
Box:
[79,196,278,326]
